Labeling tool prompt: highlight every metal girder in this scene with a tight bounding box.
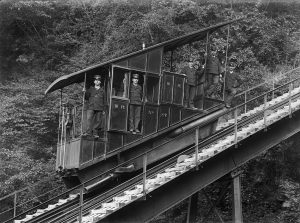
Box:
[100,110,300,223]
[232,173,243,223]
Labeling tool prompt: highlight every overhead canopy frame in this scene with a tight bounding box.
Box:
[45,18,242,95]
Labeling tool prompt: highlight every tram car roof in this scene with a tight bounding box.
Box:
[45,18,241,95]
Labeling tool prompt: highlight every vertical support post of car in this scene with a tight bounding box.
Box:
[81,73,87,135]
[107,68,112,131]
[103,69,109,153]
[234,108,238,146]
[289,82,293,117]
[222,23,231,101]
[58,89,62,147]
[73,106,76,137]
[231,169,243,223]
[204,31,210,76]
[143,154,147,198]
[195,127,199,170]
[59,90,64,168]
[201,31,210,110]
[264,94,267,131]
[62,106,66,169]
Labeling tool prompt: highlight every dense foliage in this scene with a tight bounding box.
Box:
[0,0,300,221]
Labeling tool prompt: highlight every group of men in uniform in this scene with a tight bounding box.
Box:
[181,48,240,109]
[83,49,240,137]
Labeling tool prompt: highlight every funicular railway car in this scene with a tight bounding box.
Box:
[45,19,239,189]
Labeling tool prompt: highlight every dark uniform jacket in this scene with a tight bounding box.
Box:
[85,86,107,111]
[225,71,240,90]
[181,65,197,86]
[130,84,142,105]
[206,56,222,75]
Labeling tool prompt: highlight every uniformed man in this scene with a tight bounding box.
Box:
[129,73,143,133]
[181,60,197,109]
[83,74,107,137]
[224,58,241,108]
[206,48,223,99]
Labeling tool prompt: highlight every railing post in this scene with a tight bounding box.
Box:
[78,185,84,223]
[234,109,238,147]
[264,94,267,131]
[62,106,67,169]
[73,106,76,137]
[61,106,66,169]
[289,83,293,117]
[13,192,17,218]
[195,127,199,170]
[143,154,147,198]
[81,73,87,135]
[244,92,247,114]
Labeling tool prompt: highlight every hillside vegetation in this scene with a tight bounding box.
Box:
[0,0,300,222]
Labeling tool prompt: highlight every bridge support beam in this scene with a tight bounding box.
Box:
[231,170,243,223]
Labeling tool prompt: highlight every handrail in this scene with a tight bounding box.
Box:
[0,178,64,203]
[233,72,300,113]
[235,66,300,97]
[235,82,266,97]
[0,185,65,216]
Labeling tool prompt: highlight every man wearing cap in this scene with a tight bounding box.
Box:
[181,60,197,109]
[224,58,241,108]
[129,73,143,133]
[205,48,223,99]
[84,74,107,137]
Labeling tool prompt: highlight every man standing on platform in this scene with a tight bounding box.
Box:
[182,59,197,109]
[129,73,143,133]
[206,48,223,99]
[84,74,107,138]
